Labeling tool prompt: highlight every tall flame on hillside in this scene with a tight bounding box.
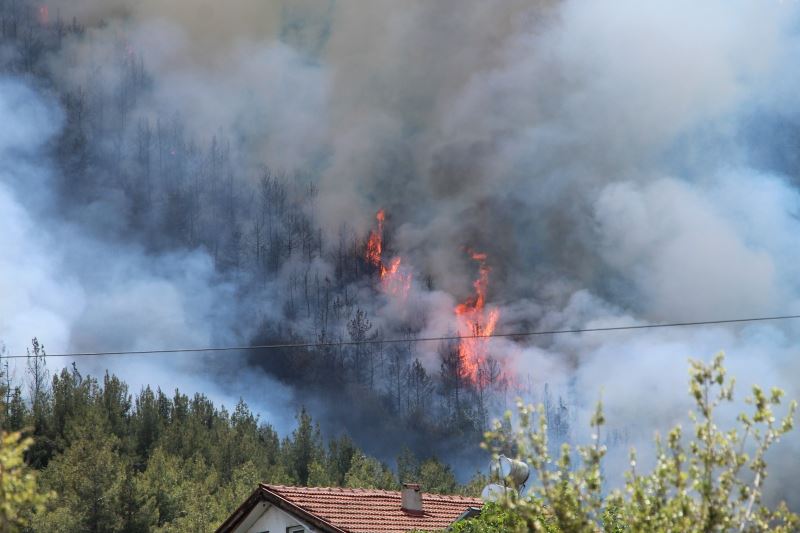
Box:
[366,209,385,267]
[366,210,412,299]
[455,251,500,384]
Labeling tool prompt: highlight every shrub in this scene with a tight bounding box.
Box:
[0,431,51,532]
[469,353,798,532]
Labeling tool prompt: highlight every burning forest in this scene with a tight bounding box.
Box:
[2,0,800,524]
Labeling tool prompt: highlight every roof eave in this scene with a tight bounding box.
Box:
[215,487,265,533]
[452,506,483,527]
[258,484,349,533]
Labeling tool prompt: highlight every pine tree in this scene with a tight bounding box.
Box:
[344,453,396,490]
[419,457,457,494]
[36,414,126,532]
[285,408,323,485]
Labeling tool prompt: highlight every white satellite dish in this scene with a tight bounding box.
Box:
[481,455,530,502]
[480,483,507,502]
[497,455,530,488]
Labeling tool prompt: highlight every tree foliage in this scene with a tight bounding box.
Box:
[447,502,544,533]
[463,353,799,532]
[0,340,479,530]
[0,431,50,532]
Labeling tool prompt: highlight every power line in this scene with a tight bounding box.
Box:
[2,313,800,360]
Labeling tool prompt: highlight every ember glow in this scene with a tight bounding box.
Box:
[365,210,412,299]
[454,252,500,384]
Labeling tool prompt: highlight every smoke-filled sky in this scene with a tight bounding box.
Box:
[0,76,296,428]
[3,0,800,506]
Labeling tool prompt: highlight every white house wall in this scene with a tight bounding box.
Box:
[235,500,316,533]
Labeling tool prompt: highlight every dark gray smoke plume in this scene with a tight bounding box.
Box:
[2,0,800,506]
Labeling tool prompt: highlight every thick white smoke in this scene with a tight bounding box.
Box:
[0,77,293,428]
[3,0,800,506]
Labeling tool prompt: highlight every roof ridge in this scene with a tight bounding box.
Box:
[261,483,483,501]
[264,484,399,494]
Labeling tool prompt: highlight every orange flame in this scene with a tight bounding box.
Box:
[38,5,49,25]
[381,257,412,298]
[455,251,499,384]
[365,210,411,300]
[366,209,385,267]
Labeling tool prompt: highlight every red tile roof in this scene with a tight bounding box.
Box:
[218,484,483,533]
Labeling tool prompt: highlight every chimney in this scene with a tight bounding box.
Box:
[401,483,423,513]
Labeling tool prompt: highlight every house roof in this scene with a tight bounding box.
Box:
[216,484,484,533]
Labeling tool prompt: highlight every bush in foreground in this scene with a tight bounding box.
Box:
[0,431,51,532]
[453,353,798,532]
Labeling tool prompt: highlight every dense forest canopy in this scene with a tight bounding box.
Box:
[0,339,474,531]
[2,0,800,522]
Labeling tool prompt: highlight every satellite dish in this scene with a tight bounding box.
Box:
[489,459,501,480]
[480,483,507,502]
[483,455,530,501]
[497,455,530,488]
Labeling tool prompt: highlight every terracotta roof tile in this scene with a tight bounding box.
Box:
[261,484,483,533]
